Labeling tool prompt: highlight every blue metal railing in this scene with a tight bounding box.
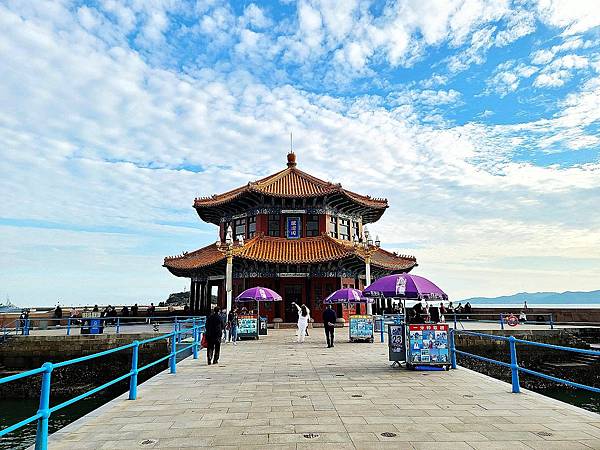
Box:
[0,316,206,449]
[374,314,404,342]
[450,329,600,394]
[1,315,203,339]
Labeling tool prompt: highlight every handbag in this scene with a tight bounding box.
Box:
[201,334,208,348]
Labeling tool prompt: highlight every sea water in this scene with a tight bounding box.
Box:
[0,397,106,450]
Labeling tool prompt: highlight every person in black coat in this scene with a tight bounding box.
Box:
[322,305,337,348]
[429,306,440,323]
[205,307,223,365]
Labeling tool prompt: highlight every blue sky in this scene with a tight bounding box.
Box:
[1,0,600,306]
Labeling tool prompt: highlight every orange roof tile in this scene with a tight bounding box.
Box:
[164,243,225,270]
[369,247,418,271]
[164,234,417,272]
[233,234,353,264]
[194,155,387,209]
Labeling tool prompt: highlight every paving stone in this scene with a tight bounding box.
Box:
[44,329,600,450]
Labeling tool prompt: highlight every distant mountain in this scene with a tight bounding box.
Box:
[461,290,600,305]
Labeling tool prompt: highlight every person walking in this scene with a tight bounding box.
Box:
[227,307,239,345]
[323,304,337,348]
[292,302,309,343]
[219,308,227,343]
[205,306,223,365]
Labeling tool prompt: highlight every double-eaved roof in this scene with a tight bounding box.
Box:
[194,152,388,224]
[164,233,417,276]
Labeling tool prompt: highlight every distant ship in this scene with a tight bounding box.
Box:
[0,298,21,313]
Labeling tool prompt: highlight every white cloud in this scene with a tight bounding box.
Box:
[485,62,538,96]
[533,54,589,87]
[1,1,600,306]
[537,0,600,36]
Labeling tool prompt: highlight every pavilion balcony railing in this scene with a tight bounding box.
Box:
[450,329,600,394]
[1,315,205,339]
[0,317,206,450]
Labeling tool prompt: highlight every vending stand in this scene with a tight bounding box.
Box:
[364,273,450,370]
[235,286,282,340]
[323,288,374,342]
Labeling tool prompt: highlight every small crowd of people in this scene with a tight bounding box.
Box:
[204,306,241,365]
[407,300,474,324]
[291,301,338,348]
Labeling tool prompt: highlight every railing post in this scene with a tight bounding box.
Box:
[35,362,53,450]
[129,341,139,400]
[116,317,120,334]
[508,336,520,393]
[170,325,177,374]
[192,321,199,360]
[175,318,180,343]
[380,317,384,343]
[453,312,457,329]
[550,314,554,330]
[67,317,71,336]
[500,313,504,331]
[450,329,457,369]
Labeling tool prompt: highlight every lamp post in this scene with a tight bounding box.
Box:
[225,225,233,316]
[360,228,377,315]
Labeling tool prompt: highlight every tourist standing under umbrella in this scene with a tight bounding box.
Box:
[322,304,337,348]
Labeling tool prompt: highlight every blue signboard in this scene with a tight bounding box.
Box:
[286,216,300,239]
[89,318,102,334]
[349,315,373,341]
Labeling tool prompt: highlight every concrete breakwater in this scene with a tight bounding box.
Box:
[0,334,170,399]
[455,328,600,412]
[471,306,600,323]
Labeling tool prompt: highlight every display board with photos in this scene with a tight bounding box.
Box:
[349,315,374,341]
[237,315,258,338]
[408,324,449,365]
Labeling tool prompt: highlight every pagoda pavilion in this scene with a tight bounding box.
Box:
[164,152,417,323]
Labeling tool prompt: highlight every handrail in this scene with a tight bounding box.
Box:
[0,316,206,449]
[0,315,206,339]
[450,329,600,394]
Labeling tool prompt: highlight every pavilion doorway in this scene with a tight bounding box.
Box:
[283,284,303,322]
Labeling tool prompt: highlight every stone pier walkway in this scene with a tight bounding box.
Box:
[46,329,600,449]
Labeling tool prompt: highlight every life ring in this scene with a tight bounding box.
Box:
[506,314,519,327]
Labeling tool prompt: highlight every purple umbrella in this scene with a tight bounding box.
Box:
[324,288,374,304]
[363,274,448,300]
[235,287,282,302]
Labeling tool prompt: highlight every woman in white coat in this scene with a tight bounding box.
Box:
[292,302,309,343]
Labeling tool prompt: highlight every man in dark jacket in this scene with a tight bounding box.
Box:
[205,307,223,365]
[322,305,337,348]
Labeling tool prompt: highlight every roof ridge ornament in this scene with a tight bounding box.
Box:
[287,151,297,168]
